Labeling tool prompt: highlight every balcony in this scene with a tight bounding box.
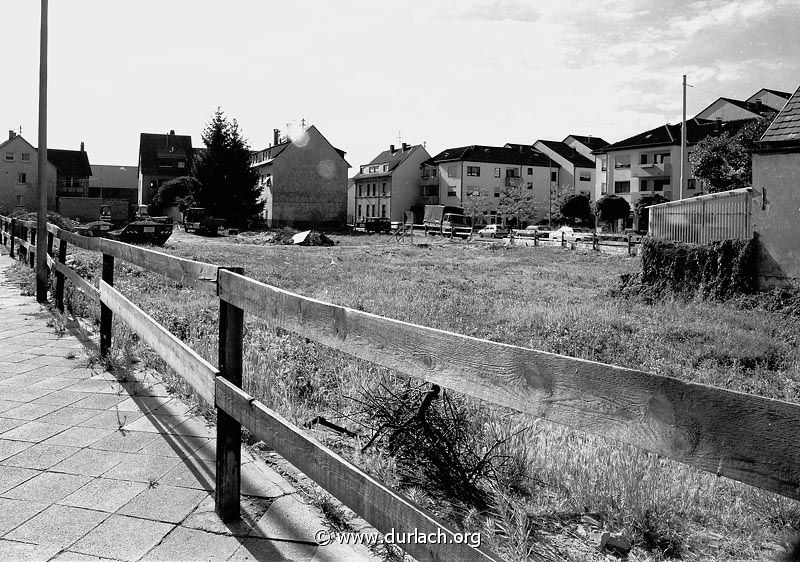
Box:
[631,162,671,178]
[420,175,439,187]
[505,177,523,187]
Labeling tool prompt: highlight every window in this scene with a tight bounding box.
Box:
[527,182,533,190]
[5,152,13,161]
[466,166,480,177]
[494,192,500,198]
[382,164,388,172]
[381,205,386,218]
[447,166,456,178]
[579,171,591,182]
[16,173,26,184]
[372,204,376,216]
[601,182,607,194]
[16,195,24,206]
[506,169,519,178]
[360,166,366,174]
[688,179,697,190]
[640,153,649,165]
[447,186,457,197]
[601,157,607,171]
[177,161,186,169]
[358,185,362,197]
[653,178,670,191]
[614,181,630,193]
[527,168,533,175]
[431,168,438,178]
[381,182,387,195]
[369,165,378,173]
[494,168,500,178]
[550,170,557,183]
[614,156,631,169]
[21,153,30,162]
[357,205,362,218]
[655,153,670,164]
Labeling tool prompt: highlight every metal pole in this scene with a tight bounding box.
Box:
[35,0,49,303]
[679,74,686,201]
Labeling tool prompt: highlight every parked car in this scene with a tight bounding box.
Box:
[364,217,391,233]
[75,220,113,238]
[548,226,595,243]
[514,225,551,238]
[477,224,509,238]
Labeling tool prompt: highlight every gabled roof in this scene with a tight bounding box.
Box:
[762,88,793,98]
[251,125,349,167]
[353,145,425,179]
[0,134,36,153]
[48,149,92,178]
[89,165,138,189]
[718,97,776,118]
[425,145,557,168]
[565,135,609,151]
[596,118,758,153]
[138,132,193,175]
[535,140,595,168]
[758,85,800,150]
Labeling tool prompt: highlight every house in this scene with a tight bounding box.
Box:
[352,143,431,223]
[250,125,349,228]
[532,139,599,201]
[695,89,791,121]
[752,84,800,286]
[48,143,93,199]
[421,145,559,225]
[0,131,57,213]
[137,130,194,208]
[563,135,610,161]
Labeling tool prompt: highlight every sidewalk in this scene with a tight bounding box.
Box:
[0,252,377,562]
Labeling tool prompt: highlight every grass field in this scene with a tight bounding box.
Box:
[7,229,800,561]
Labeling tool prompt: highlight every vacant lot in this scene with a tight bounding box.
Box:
[16,229,800,561]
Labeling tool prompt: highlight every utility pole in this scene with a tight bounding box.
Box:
[679,74,687,201]
[35,0,49,303]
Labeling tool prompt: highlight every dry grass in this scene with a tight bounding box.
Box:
[5,231,800,561]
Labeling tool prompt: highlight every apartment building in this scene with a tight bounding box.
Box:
[137,130,194,207]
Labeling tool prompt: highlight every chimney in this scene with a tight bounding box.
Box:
[169,129,175,136]
[8,130,16,140]
[755,99,764,112]
[715,117,722,133]
[274,129,281,145]
[80,141,85,152]
[390,144,395,153]
[402,142,408,152]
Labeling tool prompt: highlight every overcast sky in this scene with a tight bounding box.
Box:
[4,0,799,175]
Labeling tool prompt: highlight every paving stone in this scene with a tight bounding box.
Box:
[3,442,80,470]
[0,540,62,562]
[36,406,101,426]
[122,413,194,435]
[70,514,173,562]
[139,527,242,562]
[250,495,322,543]
[0,386,54,402]
[49,550,119,561]
[0,497,49,534]
[100,454,181,483]
[229,537,317,561]
[71,393,129,410]
[0,420,69,442]
[2,471,91,503]
[30,375,76,390]
[59,477,148,513]
[311,541,380,562]
[89,429,160,453]
[0,417,25,435]
[138,434,211,459]
[3,504,108,548]
[31,390,93,407]
[43,426,115,448]
[118,484,209,523]
[181,495,270,537]
[241,460,291,499]
[49,448,131,477]
[78,409,144,430]
[2,401,65,421]
[115,396,172,413]
[158,457,216,490]
[0,438,33,461]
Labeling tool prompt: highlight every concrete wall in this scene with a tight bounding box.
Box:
[752,151,800,285]
[0,136,57,213]
[269,127,348,228]
[387,147,430,222]
[58,197,130,222]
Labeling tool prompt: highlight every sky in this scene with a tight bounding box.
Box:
[3,0,799,176]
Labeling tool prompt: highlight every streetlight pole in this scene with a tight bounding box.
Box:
[35,0,49,303]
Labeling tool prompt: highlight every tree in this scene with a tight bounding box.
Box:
[594,194,630,232]
[151,176,199,214]
[560,194,593,225]
[634,193,669,233]
[462,188,492,226]
[497,183,537,227]
[690,114,774,193]
[191,108,263,227]
[546,184,574,226]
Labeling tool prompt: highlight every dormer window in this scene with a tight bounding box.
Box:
[369,165,378,173]
[382,164,388,172]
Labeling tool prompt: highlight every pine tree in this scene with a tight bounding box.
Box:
[191,108,263,227]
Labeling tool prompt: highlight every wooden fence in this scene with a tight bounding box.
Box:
[647,187,753,244]
[2,215,800,561]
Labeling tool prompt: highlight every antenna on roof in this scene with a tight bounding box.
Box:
[301,117,307,130]
[397,131,402,145]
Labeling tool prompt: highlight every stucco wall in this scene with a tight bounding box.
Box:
[0,137,57,212]
[752,151,800,285]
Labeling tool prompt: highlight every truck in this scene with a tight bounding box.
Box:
[440,213,473,238]
[183,207,227,236]
[422,205,464,234]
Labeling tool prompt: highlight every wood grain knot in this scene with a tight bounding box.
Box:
[646,394,675,426]
[522,365,553,395]
[332,308,348,341]
[418,354,434,368]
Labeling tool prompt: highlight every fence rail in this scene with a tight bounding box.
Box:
[647,187,753,244]
[2,214,800,559]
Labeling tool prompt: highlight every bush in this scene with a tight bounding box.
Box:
[639,237,758,299]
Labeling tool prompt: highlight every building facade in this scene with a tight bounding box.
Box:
[532,139,598,201]
[352,143,431,223]
[250,125,349,228]
[0,131,59,213]
[137,131,193,207]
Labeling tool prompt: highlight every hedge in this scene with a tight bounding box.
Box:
[639,237,758,299]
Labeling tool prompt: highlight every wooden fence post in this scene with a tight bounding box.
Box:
[216,266,244,522]
[534,233,539,247]
[46,231,53,273]
[627,234,633,256]
[561,231,565,247]
[9,218,15,259]
[100,252,114,357]
[593,233,598,251]
[55,238,67,313]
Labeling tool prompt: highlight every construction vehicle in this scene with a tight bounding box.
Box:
[440,213,473,238]
[183,207,227,236]
[76,204,173,246]
[422,205,464,234]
